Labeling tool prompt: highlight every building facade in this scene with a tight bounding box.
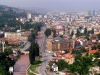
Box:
[46,37,73,51]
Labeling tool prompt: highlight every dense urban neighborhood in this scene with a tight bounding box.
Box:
[1,3,100,75]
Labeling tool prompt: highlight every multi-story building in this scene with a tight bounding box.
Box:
[46,36,73,51]
[4,32,30,41]
[5,32,21,40]
[35,17,40,22]
[27,12,31,20]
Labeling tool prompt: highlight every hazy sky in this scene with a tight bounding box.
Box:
[0,0,100,11]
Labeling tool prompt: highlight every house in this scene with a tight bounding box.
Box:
[54,51,62,57]
[59,72,66,75]
[89,50,98,55]
[53,56,62,62]
[62,53,75,64]
[8,54,14,60]
[59,69,73,75]
[52,63,58,72]
[9,67,13,73]
[89,66,100,74]
[89,34,98,44]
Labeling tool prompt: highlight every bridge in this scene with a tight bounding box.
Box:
[13,72,26,75]
[20,41,30,55]
[21,51,29,55]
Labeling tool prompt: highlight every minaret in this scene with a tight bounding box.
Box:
[1,39,5,52]
[2,41,5,52]
[20,25,21,42]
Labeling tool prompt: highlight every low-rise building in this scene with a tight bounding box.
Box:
[62,53,75,64]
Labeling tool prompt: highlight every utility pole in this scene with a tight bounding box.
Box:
[2,41,5,52]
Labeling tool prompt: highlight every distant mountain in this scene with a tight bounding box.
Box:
[23,7,50,14]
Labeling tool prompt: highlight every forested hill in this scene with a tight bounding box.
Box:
[0,5,27,28]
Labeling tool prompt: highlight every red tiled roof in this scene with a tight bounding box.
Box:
[63,53,73,59]
[5,46,12,49]
[89,50,98,54]
[54,51,62,55]
[8,54,14,59]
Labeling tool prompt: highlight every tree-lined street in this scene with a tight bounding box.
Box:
[38,26,54,75]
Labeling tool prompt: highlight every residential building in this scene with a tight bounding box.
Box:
[27,12,31,19]
[62,53,75,64]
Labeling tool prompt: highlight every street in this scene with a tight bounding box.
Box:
[38,26,53,75]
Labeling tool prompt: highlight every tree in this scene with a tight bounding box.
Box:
[44,28,51,37]
[28,35,34,43]
[97,44,100,50]
[29,43,36,64]
[0,50,14,75]
[92,45,97,50]
[71,30,74,37]
[29,42,40,64]
[76,29,80,36]
[91,28,94,34]
[84,27,87,34]
[0,66,6,75]
[98,33,100,40]
[56,59,68,71]
[5,41,8,46]
[28,31,35,43]
[34,42,39,56]
[69,55,96,75]
[52,29,56,37]
[97,61,100,72]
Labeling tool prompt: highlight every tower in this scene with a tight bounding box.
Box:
[2,41,5,52]
[20,25,21,41]
[27,13,31,20]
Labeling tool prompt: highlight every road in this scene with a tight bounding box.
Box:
[38,26,53,75]
[20,41,31,52]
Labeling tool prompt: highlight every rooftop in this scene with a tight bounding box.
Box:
[53,36,70,43]
[63,53,73,59]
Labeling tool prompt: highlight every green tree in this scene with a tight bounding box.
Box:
[98,33,100,40]
[56,59,68,71]
[92,45,97,50]
[34,42,39,56]
[76,29,80,36]
[29,43,36,64]
[71,30,74,37]
[69,55,96,75]
[91,28,94,34]
[0,66,6,75]
[52,29,56,37]
[44,28,51,37]
[97,44,100,50]
[28,35,34,43]
[84,27,87,34]
[0,50,14,75]
[97,61,100,72]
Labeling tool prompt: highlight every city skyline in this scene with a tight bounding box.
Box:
[0,0,100,12]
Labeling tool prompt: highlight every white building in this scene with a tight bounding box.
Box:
[51,63,58,72]
[39,15,42,18]
[9,67,13,73]
[44,15,48,19]
[27,13,31,19]
[35,17,40,22]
